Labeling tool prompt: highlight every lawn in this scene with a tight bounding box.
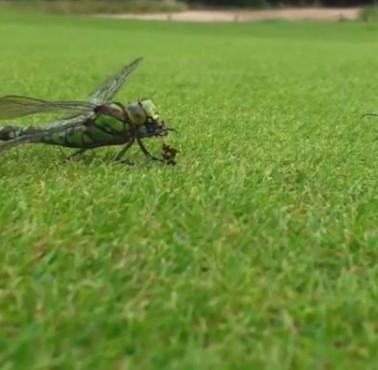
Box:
[0,10,377,370]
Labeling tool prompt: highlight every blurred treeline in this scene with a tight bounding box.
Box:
[188,0,372,6]
[0,0,187,13]
[1,0,374,12]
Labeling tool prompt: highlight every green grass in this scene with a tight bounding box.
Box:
[0,10,377,370]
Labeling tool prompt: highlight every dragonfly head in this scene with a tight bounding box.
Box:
[126,99,172,138]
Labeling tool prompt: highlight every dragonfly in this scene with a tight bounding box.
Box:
[0,58,178,164]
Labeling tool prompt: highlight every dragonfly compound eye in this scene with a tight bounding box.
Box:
[128,105,147,125]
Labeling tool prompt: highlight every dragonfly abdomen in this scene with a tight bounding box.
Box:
[0,125,40,140]
[0,113,131,149]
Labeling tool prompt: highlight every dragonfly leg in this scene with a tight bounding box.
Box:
[137,138,163,162]
[66,148,87,160]
[115,139,135,162]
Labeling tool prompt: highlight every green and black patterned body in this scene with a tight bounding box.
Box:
[43,113,130,148]
[0,112,130,149]
[1,98,168,142]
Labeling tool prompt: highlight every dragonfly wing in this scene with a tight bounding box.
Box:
[88,57,143,105]
[0,59,144,151]
[44,112,94,131]
[0,95,97,120]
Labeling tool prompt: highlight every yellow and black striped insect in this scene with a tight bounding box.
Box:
[0,58,177,164]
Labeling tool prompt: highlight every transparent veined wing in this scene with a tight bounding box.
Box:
[0,113,93,153]
[44,112,94,131]
[88,57,143,105]
[0,95,96,120]
[0,58,143,124]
